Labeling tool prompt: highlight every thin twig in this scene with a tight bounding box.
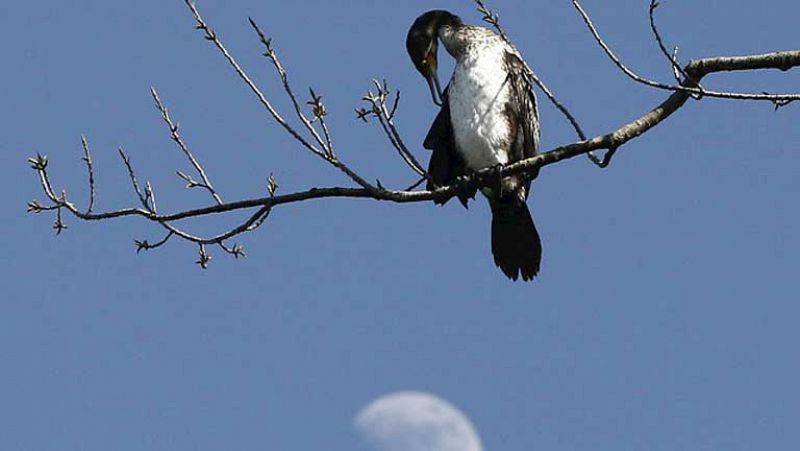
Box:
[196,244,211,269]
[475,0,509,42]
[318,115,335,157]
[219,241,246,258]
[27,2,800,267]
[37,151,277,250]
[80,135,96,213]
[117,148,151,211]
[135,232,174,253]
[145,181,157,213]
[30,49,800,223]
[248,17,330,154]
[151,87,223,205]
[405,177,426,191]
[183,1,322,156]
[647,0,703,97]
[307,87,335,156]
[115,155,208,248]
[183,1,378,192]
[572,0,800,103]
[159,204,274,246]
[473,1,594,163]
[54,204,67,235]
[362,80,426,177]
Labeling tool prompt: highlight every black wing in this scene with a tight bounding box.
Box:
[423,90,474,207]
[490,51,543,280]
[505,51,540,199]
[503,51,540,183]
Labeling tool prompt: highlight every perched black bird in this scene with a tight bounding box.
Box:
[407,10,542,281]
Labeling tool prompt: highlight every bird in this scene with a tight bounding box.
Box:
[406,9,542,281]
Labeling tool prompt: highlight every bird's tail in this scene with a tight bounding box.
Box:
[490,198,542,281]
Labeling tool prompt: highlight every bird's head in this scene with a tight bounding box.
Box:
[406,10,462,106]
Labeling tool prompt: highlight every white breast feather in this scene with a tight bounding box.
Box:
[447,40,513,171]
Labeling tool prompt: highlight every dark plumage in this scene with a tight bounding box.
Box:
[423,92,475,208]
[407,10,542,281]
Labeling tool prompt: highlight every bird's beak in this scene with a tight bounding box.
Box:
[424,52,444,106]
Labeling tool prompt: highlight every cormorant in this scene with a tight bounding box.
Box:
[407,10,542,281]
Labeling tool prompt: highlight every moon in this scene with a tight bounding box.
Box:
[354,391,483,451]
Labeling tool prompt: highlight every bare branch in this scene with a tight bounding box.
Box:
[80,135,96,213]
[117,148,152,211]
[473,1,595,164]
[307,88,335,156]
[219,242,246,258]
[145,181,158,213]
[53,203,67,235]
[183,1,323,157]
[135,232,174,253]
[647,0,704,97]
[196,244,211,269]
[27,1,800,269]
[30,49,799,222]
[183,1,380,193]
[359,80,427,178]
[35,152,280,254]
[150,87,223,205]
[248,17,331,155]
[474,0,509,42]
[572,0,800,103]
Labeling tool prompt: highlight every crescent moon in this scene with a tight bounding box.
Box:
[354,391,483,451]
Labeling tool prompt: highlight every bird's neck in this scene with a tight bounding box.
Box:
[439,25,496,61]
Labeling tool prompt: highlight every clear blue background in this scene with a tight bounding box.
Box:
[2,1,798,450]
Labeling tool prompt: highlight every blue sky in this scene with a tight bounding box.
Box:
[1,1,798,450]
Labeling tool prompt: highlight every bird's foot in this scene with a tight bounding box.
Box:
[454,174,477,209]
[486,163,506,197]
